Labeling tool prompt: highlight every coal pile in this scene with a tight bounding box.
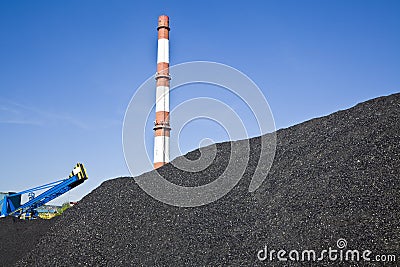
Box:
[17,93,400,266]
[0,216,56,266]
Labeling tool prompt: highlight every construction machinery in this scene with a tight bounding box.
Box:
[0,163,88,219]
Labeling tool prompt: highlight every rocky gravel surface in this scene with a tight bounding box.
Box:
[0,216,56,267]
[12,93,400,266]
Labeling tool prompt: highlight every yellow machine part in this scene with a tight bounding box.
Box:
[38,212,58,220]
[69,163,88,180]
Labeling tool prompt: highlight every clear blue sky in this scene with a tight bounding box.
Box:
[1,0,399,204]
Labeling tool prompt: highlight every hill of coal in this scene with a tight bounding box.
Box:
[15,93,400,266]
[0,216,56,267]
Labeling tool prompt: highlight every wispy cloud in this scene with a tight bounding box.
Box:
[0,119,43,126]
[0,105,20,114]
[0,98,88,129]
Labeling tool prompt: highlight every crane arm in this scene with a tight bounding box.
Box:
[0,163,88,218]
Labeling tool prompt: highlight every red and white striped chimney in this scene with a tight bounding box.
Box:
[154,15,171,169]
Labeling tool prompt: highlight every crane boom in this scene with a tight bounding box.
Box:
[0,163,88,219]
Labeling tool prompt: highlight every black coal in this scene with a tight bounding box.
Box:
[0,216,56,267]
[13,93,400,266]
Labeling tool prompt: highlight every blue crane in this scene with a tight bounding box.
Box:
[0,163,88,219]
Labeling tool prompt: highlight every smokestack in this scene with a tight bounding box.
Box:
[154,15,171,169]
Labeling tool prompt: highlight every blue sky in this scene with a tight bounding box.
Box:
[1,0,399,205]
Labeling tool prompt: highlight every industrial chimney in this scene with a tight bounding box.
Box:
[154,15,171,169]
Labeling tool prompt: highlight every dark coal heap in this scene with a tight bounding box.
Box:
[0,216,55,267]
[15,93,400,266]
